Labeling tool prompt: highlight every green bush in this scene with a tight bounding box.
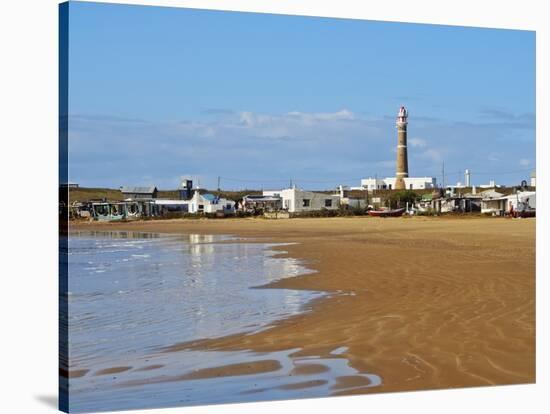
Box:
[388,190,419,208]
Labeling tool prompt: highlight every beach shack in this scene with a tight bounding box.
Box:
[120,186,158,200]
[242,195,282,213]
[480,189,506,215]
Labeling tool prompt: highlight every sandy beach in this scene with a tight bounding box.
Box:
[71,216,536,395]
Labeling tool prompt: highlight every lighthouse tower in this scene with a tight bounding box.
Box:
[395,106,409,190]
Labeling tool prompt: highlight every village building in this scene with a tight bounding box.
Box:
[337,186,368,210]
[493,191,536,217]
[242,195,282,213]
[504,191,536,212]
[360,176,437,191]
[263,188,340,213]
[480,189,506,214]
[430,195,482,214]
[530,171,536,187]
[120,186,158,199]
[155,190,235,215]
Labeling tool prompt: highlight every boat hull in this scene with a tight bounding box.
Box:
[368,208,406,217]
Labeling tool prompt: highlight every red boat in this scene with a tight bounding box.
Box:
[368,207,406,217]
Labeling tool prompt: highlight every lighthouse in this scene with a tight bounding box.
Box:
[395,106,409,190]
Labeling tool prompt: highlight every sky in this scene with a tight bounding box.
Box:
[66,1,536,190]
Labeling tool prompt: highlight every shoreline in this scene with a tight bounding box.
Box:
[70,216,536,395]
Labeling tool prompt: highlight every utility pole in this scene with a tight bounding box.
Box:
[441,161,446,189]
[217,176,221,191]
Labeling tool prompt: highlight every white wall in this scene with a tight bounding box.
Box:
[264,188,340,212]
[361,177,437,190]
[186,191,235,213]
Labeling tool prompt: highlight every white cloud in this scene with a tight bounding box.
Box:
[230,109,373,139]
[409,138,427,148]
[420,149,443,162]
[487,152,500,162]
[68,109,534,189]
[286,109,355,122]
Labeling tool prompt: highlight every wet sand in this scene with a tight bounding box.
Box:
[71,216,536,395]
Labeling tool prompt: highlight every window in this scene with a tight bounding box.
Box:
[302,199,310,207]
[325,199,332,207]
[410,184,413,189]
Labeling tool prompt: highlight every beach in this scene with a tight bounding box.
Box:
[71,216,536,396]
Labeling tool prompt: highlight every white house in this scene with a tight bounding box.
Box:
[360,176,436,191]
[530,171,536,187]
[155,191,235,214]
[502,191,536,213]
[263,188,340,213]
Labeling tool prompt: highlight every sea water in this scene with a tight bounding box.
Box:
[63,231,380,412]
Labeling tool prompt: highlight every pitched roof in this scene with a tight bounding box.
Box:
[480,189,504,199]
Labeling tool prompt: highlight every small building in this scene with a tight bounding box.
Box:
[337,186,368,210]
[530,171,536,187]
[120,186,158,200]
[415,193,435,212]
[155,191,235,215]
[500,191,536,215]
[242,195,282,213]
[480,189,506,214]
[190,191,235,214]
[360,176,437,191]
[263,188,340,213]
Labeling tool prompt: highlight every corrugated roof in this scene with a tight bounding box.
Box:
[120,186,157,194]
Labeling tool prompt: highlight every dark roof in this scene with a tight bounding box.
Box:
[120,186,157,194]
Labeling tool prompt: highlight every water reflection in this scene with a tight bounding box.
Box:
[70,347,381,413]
[66,231,332,411]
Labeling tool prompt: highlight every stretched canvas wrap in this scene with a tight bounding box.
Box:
[59,1,536,412]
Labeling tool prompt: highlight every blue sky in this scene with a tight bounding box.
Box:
[67,1,535,190]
